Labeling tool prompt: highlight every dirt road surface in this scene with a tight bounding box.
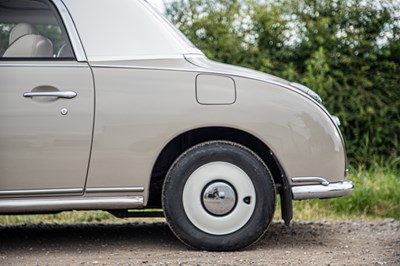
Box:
[0,220,399,265]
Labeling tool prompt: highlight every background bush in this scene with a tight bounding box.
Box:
[166,0,400,169]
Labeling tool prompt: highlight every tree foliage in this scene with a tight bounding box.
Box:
[167,0,400,168]
[0,24,10,55]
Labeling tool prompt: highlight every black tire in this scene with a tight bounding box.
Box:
[162,140,276,251]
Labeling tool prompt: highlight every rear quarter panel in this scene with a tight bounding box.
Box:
[86,62,345,202]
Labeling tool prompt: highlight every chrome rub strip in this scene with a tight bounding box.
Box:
[0,196,144,213]
[86,187,145,193]
[0,188,82,196]
[0,63,88,68]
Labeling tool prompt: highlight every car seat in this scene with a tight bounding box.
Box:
[3,22,53,57]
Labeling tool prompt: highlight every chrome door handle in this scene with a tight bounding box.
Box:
[23,91,77,99]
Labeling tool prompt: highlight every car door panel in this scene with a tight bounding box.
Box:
[0,61,94,195]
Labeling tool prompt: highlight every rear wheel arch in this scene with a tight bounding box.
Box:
[148,127,292,225]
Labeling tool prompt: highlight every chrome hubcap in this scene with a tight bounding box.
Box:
[202,181,236,216]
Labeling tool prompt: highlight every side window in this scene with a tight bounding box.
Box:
[0,0,74,59]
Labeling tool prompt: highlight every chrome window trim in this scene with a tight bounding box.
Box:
[0,63,88,67]
[0,196,144,213]
[88,54,186,62]
[52,0,87,62]
[91,64,194,72]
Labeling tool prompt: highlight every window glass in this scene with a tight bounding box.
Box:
[0,0,74,59]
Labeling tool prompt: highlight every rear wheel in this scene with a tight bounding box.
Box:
[162,141,276,251]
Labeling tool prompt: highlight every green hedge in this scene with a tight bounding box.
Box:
[167,0,400,169]
[288,168,400,220]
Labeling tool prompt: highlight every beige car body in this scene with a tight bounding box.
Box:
[0,0,352,225]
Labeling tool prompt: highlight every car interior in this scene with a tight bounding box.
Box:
[0,0,74,58]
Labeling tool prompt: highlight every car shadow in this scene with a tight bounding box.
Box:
[0,221,332,252]
[257,221,331,249]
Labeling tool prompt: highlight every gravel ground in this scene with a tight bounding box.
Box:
[0,219,399,265]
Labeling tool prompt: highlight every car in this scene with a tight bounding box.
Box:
[0,0,353,251]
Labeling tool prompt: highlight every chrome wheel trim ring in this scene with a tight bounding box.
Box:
[182,162,256,235]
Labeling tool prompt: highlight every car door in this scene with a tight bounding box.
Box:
[0,0,94,197]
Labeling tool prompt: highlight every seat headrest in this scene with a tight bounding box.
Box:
[9,23,37,44]
[3,34,53,57]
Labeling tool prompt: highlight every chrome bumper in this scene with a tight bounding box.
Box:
[291,180,353,200]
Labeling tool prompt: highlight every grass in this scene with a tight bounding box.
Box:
[278,167,400,221]
[0,167,398,225]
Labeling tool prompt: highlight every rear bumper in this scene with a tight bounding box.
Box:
[291,180,353,200]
